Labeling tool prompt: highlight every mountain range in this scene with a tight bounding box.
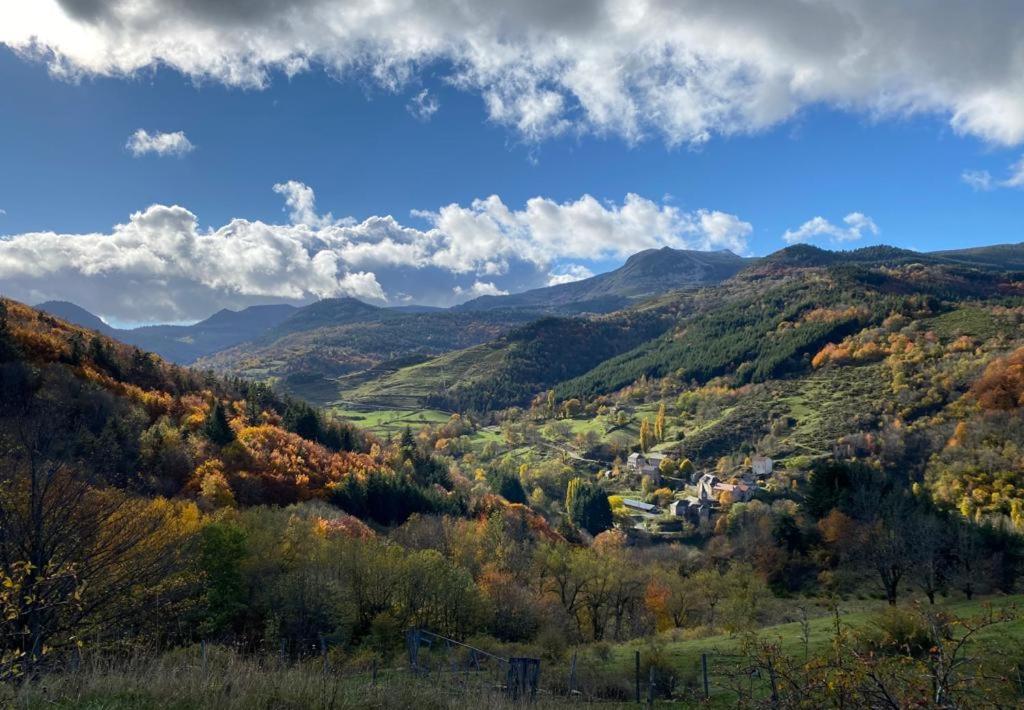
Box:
[33,241,1024,410]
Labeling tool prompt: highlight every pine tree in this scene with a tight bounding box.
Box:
[204,401,235,446]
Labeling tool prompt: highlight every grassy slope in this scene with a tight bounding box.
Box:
[598,595,1024,704]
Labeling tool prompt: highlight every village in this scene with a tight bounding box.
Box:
[609,452,776,536]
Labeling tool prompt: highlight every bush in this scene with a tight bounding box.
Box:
[858,607,936,657]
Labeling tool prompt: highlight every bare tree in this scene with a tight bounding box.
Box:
[0,384,188,677]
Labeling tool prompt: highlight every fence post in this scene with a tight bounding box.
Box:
[568,651,577,696]
[319,633,327,676]
[201,639,207,673]
[647,666,655,707]
[635,650,641,703]
[701,653,709,700]
[372,658,378,685]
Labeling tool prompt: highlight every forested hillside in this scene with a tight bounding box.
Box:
[196,304,542,403]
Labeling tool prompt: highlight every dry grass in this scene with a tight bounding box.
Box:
[6,646,613,709]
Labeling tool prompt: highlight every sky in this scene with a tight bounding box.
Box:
[0,1,1023,326]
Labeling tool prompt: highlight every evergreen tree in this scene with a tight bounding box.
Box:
[204,400,235,446]
[497,472,528,505]
[565,477,613,535]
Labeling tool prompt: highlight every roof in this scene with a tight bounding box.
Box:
[622,498,657,512]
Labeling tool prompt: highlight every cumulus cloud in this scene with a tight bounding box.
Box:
[414,194,753,275]
[407,89,440,121]
[5,2,1024,145]
[782,212,879,245]
[0,182,749,322]
[272,180,350,227]
[126,129,194,157]
[547,264,595,286]
[962,155,1024,190]
[452,281,508,299]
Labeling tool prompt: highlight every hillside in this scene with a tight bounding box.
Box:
[457,247,751,312]
[37,300,298,364]
[197,307,543,403]
[346,310,673,410]
[349,246,1024,416]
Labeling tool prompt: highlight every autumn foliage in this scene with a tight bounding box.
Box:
[971,346,1024,411]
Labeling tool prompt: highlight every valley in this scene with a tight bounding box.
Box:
[6,241,1024,706]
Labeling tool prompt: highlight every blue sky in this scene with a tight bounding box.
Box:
[1,2,1023,323]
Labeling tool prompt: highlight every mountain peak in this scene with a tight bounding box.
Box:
[35,301,113,334]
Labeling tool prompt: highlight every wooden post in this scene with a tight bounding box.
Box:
[201,639,208,673]
[568,651,577,696]
[635,650,641,703]
[371,658,378,685]
[647,665,655,707]
[319,633,327,676]
[701,653,709,700]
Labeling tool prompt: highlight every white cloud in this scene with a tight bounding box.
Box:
[6,2,1024,145]
[547,264,595,286]
[963,155,1024,190]
[415,193,753,275]
[407,89,440,121]
[782,212,879,245]
[0,181,748,322]
[452,281,509,299]
[272,180,350,227]
[126,129,194,157]
[961,170,995,191]
[0,208,6,215]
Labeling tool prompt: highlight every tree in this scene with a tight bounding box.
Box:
[198,522,248,637]
[565,478,613,535]
[654,402,667,442]
[658,457,677,479]
[908,509,948,604]
[204,400,235,446]
[0,389,193,675]
[497,472,528,505]
[639,417,654,453]
[865,493,915,605]
[678,457,694,478]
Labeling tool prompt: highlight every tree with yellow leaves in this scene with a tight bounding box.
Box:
[654,402,667,442]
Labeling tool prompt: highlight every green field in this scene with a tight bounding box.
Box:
[329,406,454,437]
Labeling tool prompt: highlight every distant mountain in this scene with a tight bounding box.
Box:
[36,301,117,336]
[760,242,1024,271]
[36,301,297,364]
[456,247,752,313]
[263,297,384,340]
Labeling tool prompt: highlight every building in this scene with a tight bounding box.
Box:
[627,452,667,477]
[696,472,755,504]
[713,481,754,503]
[622,498,658,514]
[696,473,719,501]
[669,496,713,524]
[752,456,773,478]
